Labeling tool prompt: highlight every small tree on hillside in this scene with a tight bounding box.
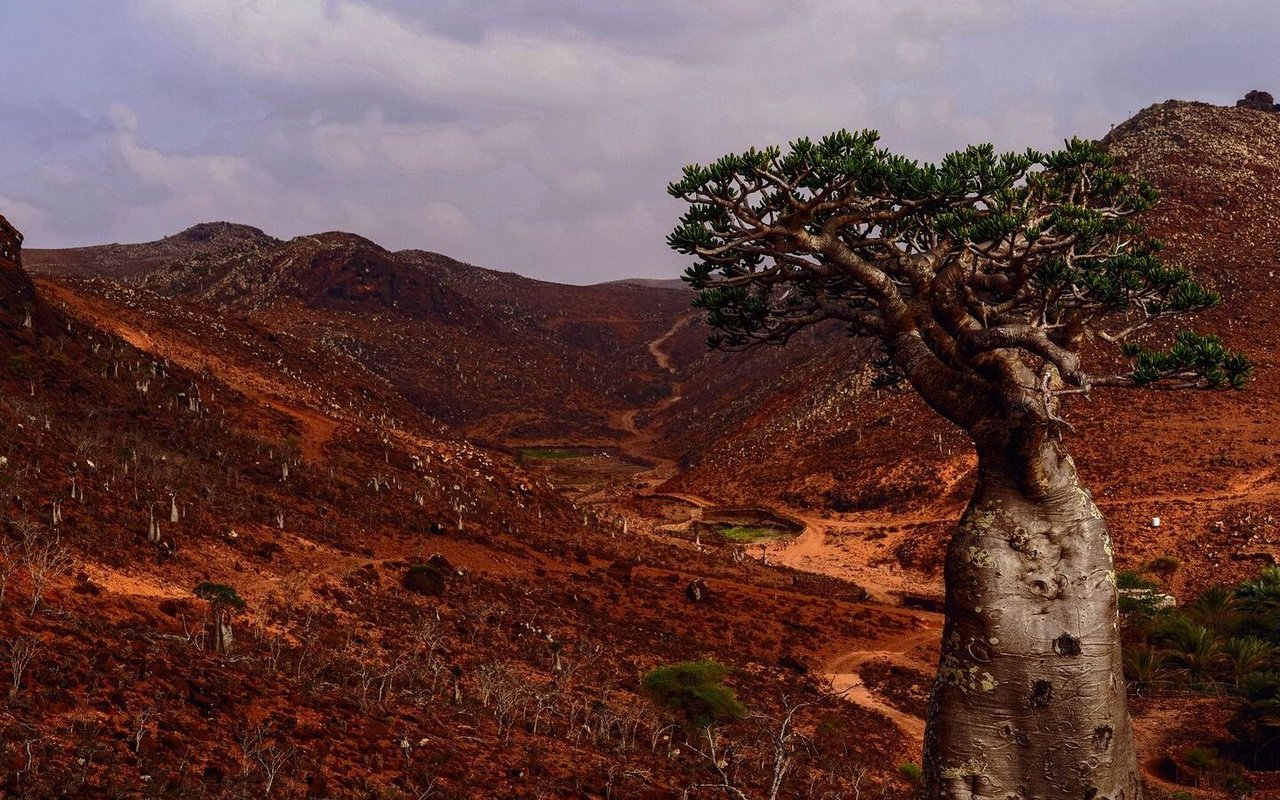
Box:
[642,659,746,729]
[195,582,246,656]
[668,132,1248,798]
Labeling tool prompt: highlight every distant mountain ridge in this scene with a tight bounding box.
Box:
[26,224,700,440]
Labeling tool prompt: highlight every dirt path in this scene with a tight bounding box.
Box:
[618,312,949,741]
[823,622,939,743]
[647,314,689,373]
[37,279,339,463]
[609,313,699,493]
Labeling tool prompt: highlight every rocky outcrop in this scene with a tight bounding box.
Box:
[1236,90,1280,112]
[0,214,37,332]
[684,578,712,603]
[0,214,23,266]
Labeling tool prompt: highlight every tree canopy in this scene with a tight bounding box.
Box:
[668,132,1249,439]
[194,581,245,611]
[642,659,746,729]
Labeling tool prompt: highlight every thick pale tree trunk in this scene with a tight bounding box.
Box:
[212,613,234,656]
[922,441,1140,800]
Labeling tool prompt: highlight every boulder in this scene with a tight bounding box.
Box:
[605,559,634,583]
[404,563,446,596]
[685,578,712,603]
[1236,90,1277,112]
[426,552,462,576]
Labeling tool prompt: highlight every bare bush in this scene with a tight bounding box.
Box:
[239,723,296,798]
[0,531,19,607]
[23,528,71,614]
[5,635,37,701]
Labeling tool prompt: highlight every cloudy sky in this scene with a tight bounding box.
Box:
[0,1,1275,283]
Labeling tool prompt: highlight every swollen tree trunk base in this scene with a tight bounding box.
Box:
[923,470,1140,800]
[212,616,234,656]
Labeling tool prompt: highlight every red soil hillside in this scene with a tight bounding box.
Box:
[27,230,693,444]
[5,221,916,796]
[10,97,1280,798]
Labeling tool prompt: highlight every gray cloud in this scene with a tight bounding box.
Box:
[0,0,1275,283]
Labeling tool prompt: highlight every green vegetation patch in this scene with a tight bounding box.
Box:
[1121,565,1280,775]
[518,447,587,460]
[194,581,245,610]
[641,659,745,729]
[714,523,788,543]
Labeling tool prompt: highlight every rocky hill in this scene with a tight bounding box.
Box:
[28,230,695,443]
[0,215,36,331]
[5,214,920,797]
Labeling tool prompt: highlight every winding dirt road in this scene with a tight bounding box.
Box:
[622,310,942,744]
[612,312,699,493]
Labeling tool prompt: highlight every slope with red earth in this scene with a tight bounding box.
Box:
[8,227,916,797]
[28,229,692,445]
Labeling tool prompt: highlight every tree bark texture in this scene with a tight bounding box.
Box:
[212,614,234,656]
[922,448,1140,799]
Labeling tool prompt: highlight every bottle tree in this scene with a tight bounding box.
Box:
[195,581,246,656]
[667,132,1249,799]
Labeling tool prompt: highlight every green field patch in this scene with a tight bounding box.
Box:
[518,447,588,460]
[714,524,789,543]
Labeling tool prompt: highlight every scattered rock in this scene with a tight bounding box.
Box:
[901,593,943,613]
[685,578,712,603]
[404,563,446,596]
[605,559,634,583]
[426,552,463,576]
[187,680,217,711]
[72,575,102,596]
[778,653,809,674]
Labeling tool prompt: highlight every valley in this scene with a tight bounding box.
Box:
[5,98,1280,797]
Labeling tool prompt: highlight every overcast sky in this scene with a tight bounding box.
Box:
[0,1,1275,284]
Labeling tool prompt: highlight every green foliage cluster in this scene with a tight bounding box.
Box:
[194,581,245,611]
[1117,569,1158,590]
[1178,746,1253,794]
[517,447,583,461]
[668,135,1155,262]
[641,659,746,729]
[7,353,31,379]
[1124,332,1252,388]
[668,127,1250,392]
[1122,566,1280,769]
[897,762,923,784]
